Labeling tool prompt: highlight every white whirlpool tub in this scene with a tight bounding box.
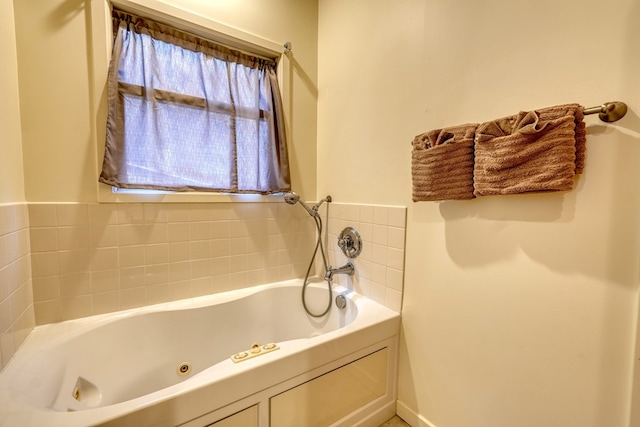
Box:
[0,280,400,427]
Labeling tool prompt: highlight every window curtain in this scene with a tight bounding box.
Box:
[99,9,291,194]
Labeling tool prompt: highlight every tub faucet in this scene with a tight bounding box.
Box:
[324,262,355,281]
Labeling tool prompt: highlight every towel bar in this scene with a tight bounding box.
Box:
[583,101,627,122]
[411,101,628,145]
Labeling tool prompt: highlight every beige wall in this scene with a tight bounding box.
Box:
[0,0,25,203]
[0,1,34,372]
[13,0,96,202]
[13,0,318,202]
[318,0,640,426]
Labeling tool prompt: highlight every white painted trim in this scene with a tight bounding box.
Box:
[628,286,640,427]
[396,400,439,427]
[98,184,284,204]
[110,0,284,58]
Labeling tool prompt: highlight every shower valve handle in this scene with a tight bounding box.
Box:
[337,227,362,258]
[338,236,351,250]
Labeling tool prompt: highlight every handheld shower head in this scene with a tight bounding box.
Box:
[283,192,315,216]
[283,192,331,217]
[283,192,300,205]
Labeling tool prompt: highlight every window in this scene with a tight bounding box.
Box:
[99,9,291,194]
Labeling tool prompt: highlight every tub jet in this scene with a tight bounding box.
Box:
[177,362,192,376]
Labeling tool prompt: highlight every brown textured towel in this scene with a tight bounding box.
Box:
[473,104,585,196]
[412,123,478,201]
[535,103,586,173]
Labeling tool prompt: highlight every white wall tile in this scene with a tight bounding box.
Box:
[190,221,213,240]
[146,223,168,244]
[145,284,171,305]
[169,242,191,262]
[168,261,190,283]
[119,245,145,268]
[89,204,117,226]
[166,204,191,222]
[373,206,389,226]
[168,222,190,243]
[91,269,120,293]
[32,276,60,301]
[57,226,89,250]
[60,295,92,321]
[118,224,147,246]
[117,204,145,224]
[28,204,56,227]
[30,227,58,252]
[31,252,59,277]
[388,207,406,228]
[59,272,91,298]
[387,227,406,250]
[327,203,406,312]
[145,264,168,286]
[89,224,117,248]
[23,202,320,325]
[0,299,12,333]
[92,291,120,315]
[33,300,60,325]
[191,259,211,279]
[120,287,146,310]
[372,225,388,245]
[360,205,374,224]
[145,244,169,265]
[56,204,88,227]
[120,266,146,289]
[387,248,405,271]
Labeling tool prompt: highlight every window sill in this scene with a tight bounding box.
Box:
[98,183,283,204]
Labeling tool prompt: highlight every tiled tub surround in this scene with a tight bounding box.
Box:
[0,204,35,371]
[27,201,406,325]
[29,203,317,324]
[325,204,406,313]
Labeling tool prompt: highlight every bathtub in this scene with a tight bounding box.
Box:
[0,279,400,427]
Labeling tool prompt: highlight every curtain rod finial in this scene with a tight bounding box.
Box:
[283,42,292,54]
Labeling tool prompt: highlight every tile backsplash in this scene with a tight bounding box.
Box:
[0,204,35,371]
[0,200,406,368]
[325,203,406,312]
[29,202,317,324]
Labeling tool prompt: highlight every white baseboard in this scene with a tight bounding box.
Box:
[396,400,439,427]
[332,397,396,427]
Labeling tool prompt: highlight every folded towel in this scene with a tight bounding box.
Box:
[473,104,584,196]
[412,123,478,201]
[535,103,586,173]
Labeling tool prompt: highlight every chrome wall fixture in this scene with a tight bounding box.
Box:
[338,227,362,259]
[322,227,362,283]
[583,101,627,123]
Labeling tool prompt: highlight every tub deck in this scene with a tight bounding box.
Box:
[0,280,400,427]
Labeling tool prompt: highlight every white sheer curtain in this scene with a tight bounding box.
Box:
[99,9,291,194]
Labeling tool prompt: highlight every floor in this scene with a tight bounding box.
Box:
[379,415,411,426]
